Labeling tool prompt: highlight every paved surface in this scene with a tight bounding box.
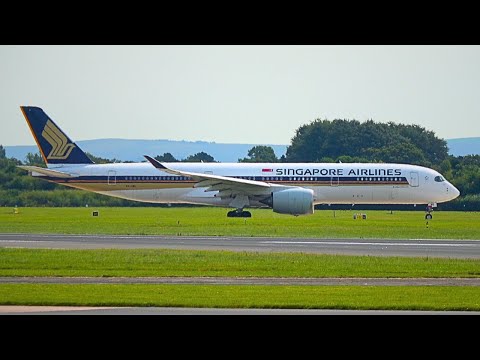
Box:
[1,233,480,258]
[2,276,480,286]
[1,306,479,315]
[2,234,479,315]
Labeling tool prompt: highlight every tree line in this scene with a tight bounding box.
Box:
[1,117,479,210]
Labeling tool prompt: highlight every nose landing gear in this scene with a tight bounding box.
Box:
[425,203,435,220]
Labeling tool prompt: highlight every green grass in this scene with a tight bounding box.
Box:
[1,207,480,239]
[1,248,479,278]
[1,284,479,311]
[2,208,479,311]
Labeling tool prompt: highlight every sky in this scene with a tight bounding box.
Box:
[1,45,480,146]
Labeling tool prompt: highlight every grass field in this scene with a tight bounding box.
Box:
[1,207,480,239]
[2,207,479,310]
[1,284,480,311]
[1,248,479,278]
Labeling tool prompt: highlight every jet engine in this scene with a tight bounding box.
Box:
[270,188,314,215]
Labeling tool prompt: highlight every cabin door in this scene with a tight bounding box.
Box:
[108,170,117,185]
[410,172,419,187]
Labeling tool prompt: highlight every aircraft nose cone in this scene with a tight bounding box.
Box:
[447,183,460,200]
[451,185,460,199]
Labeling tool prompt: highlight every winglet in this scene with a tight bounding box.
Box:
[144,155,181,176]
[144,155,167,169]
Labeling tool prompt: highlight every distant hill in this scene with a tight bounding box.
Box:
[5,137,480,163]
[5,139,288,163]
[446,137,480,156]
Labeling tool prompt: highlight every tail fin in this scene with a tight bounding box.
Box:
[20,106,93,165]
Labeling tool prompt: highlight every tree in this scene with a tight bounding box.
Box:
[335,155,370,163]
[448,155,480,196]
[0,145,5,159]
[438,158,453,181]
[85,152,120,164]
[183,152,215,162]
[364,142,427,165]
[25,152,45,167]
[285,119,328,162]
[286,119,364,162]
[396,124,448,165]
[155,152,178,162]
[239,146,278,163]
[285,118,448,166]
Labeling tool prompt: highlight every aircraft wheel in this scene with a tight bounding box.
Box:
[241,211,252,218]
[425,213,433,220]
[227,210,251,218]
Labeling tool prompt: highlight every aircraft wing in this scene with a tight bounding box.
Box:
[17,165,77,178]
[144,155,273,199]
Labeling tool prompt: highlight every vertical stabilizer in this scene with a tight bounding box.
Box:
[20,106,93,165]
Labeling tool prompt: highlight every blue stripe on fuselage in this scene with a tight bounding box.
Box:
[37,175,410,185]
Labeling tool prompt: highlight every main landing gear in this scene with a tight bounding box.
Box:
[227,209,252,218]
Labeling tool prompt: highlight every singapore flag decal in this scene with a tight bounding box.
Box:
[262,168,274,173]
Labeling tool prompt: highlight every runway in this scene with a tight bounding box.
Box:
[1,306,479,315]
[2,234,479,315]
[1,233,480,258]
[2,276,480,286]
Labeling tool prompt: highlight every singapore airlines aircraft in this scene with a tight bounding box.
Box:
[18,106,460,219]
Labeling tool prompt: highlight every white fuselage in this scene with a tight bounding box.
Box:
[35,162,460,208]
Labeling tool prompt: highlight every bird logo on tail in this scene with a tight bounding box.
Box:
[42,119,76,160]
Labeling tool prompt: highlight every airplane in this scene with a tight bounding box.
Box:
[18,106,460,219]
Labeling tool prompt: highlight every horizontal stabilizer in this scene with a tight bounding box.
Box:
[17,165,77,178]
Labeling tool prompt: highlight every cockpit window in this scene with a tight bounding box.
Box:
[434,175,445,182]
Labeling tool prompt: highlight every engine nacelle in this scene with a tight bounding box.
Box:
[272,188,314,215]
